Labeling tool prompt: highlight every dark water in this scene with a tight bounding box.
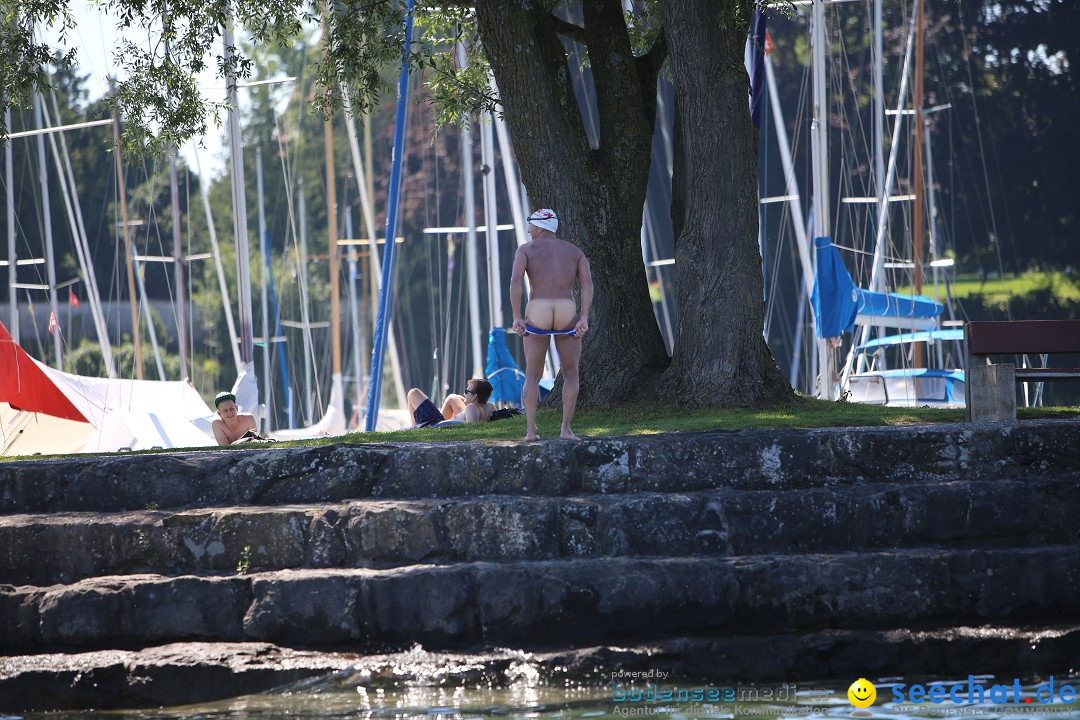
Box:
[14,670,1080,720]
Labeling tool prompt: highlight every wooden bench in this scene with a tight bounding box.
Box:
[964,319,1080,421]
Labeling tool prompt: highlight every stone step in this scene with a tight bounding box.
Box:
[5,624,1080,713]
[3,546,1078,654]
[2,478,1077,586]
[3,423,1078,514]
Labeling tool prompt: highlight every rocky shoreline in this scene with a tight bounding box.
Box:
[2,422,1078,712]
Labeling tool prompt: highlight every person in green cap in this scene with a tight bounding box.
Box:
[211,391,259,445]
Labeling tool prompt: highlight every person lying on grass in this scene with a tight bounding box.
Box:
[407,378,495,427]
[211,391,262,445]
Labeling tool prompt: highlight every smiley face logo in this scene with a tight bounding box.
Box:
[848,678,877,708]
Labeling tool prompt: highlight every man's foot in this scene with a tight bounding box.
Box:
[523,434,541,442]
[560,430,580,441]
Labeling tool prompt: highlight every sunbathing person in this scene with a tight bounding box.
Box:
[407,378,495,427]
[211,391,260,445]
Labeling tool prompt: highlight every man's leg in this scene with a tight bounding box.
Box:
[407,388,429,425]
[553,334,582,440]
[522,334,549,441]
[441,394,466,420]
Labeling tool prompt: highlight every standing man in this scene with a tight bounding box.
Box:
[510,209,593,441]
[211,391,259,445]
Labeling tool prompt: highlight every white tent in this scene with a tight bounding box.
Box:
[1,321,216,456]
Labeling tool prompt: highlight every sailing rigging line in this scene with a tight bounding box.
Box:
[274,111,323,426]
[41,89,115,376]
[953,3,1012,294]
[133,156,172,379]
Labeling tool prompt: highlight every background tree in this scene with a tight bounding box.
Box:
[28,0,1080,413]
[6,0,795,408]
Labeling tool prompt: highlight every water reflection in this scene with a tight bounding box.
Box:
[17,673,1080,720]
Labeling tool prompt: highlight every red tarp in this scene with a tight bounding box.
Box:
[0,320,88,422]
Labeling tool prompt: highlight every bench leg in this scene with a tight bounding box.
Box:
[966,363,1017,422]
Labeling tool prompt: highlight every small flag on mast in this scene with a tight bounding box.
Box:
[48,310,59,336]
[69,290,80,307]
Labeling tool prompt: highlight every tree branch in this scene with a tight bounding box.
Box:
[638,30,668,84]
[550,15,586,44]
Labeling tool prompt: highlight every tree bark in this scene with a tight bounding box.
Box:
[660,0,792,406]
[475,0,670,407]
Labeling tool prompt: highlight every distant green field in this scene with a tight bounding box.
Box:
[898,271,1080,303]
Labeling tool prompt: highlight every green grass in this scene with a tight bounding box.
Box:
[897,271,1080,304]
[287,396,1079,447]
[6,398,1078,460]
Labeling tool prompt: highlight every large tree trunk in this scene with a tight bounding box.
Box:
[660,0,792,406]
[475,0,670,407]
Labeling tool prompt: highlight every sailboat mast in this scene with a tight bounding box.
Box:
[341,82,407,409]
[810,0,831,398]
[912,0,927,369]
[323,16,342,388]
[297,184,315,423]
[256,147,273,422]
[170,151,188,379]
[364,1,414,431]
[345,208,366,417]
[111,114,142,379]
[192,145,243,375]
[457,43,484,379]
[225,20,256,370]
[480,119,502,329]
[874,0,885,289]
[33,93,62,369]
[45,92,115,377]
[5,108,17,342]
[165,12,189,382]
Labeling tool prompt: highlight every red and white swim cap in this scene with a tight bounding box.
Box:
[527,209,558,234]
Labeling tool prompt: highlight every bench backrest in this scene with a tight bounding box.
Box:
[966,320,1080,355]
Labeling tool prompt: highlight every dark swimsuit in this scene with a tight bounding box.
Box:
[525,324,577,336]
[411,399,444,427]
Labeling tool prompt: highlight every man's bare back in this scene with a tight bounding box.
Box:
[517,237,587,332]
[518,236,585,300]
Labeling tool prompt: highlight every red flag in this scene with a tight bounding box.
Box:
[69,290,80,307]
[48,311,59,336]
[764,30,774,56]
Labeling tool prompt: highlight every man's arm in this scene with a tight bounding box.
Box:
[211,418,230,446]
[510,246,528,335]
[575,253,593,336]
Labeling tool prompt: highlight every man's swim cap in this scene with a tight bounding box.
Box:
[214,391,237,408]
[527,209,558,234]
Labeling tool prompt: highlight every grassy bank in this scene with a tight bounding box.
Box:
[328,397,1080,446]
[8,399,1079,460]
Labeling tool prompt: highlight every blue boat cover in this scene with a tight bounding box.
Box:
[856,289,944,325]
[812,237,945,338]
[855,328,964,352]
[485,327,526,406]
[811,237,858,338]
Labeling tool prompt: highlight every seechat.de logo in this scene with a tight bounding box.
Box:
[892,677,1077,705]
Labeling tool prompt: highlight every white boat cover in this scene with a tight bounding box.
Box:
[1,320,216,455]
